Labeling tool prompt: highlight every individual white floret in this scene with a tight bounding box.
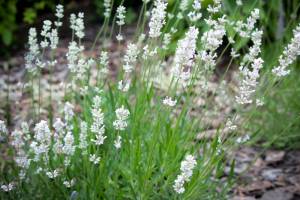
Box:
[115,106,130,121]
[163,96,177,107]
[89,154,100,164]
[114,135,122,149]
[63,179,76,188]
[45,169,60,179]
[118,80,130,92]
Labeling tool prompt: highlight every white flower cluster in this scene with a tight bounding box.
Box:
[55,4,64,21]
[70,13,85,39]
[10,129,31,173]
[118,80,130,92]
[45,169,60,179]
[0,120,7,134]
[116,5,126,41]
[40,20,59,50]
[225,119,237,131]
[66,41,85,77]
[31,5,63,51]
[243,29,263,63]
[40,20,52,48]
[116,5,126,26]
[149,0,168,38]
[99,51,109,73]
[31,120,52,162]
[172,26,199,85]
[55,4,64,27]
[236,28,264,105]
[113,106,130,131]
[173,155,197,194]
[79,121,88,154]
[53,118,65,154]
[55,104,76,164]
[272,24,300,77]
[11,130,25,151]
[236,58,264,104]
[235,9,260,38]
[49,29,58,49]
[100,51,109,66]
[63,131,75,156]
[25,28,39,72]
[256,98,264,106]
[1,183,14,192]
[114,135,122,149]
[90,96,106,146]
[236,0,243,6]
[104,0,112,18]
[123,43,139,73]
[163,96,177,107]
[113,106,130,150]
[63,179,76,188]
[188,0,202,22]
[202,16,227,52]
[116,34,124,41]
